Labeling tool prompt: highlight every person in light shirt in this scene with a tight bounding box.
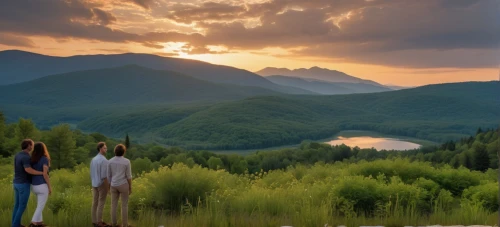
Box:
[107,144,132,227]
[90,142,111,227]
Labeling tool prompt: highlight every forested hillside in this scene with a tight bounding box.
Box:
[2,81,498,150]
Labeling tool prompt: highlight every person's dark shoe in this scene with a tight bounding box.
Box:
[97,222,112,227]
[29,223,48,227]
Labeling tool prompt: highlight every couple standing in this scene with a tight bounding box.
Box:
[12,139,52,227]
[91,142,133,227]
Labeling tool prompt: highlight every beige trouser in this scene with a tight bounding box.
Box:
[92,181,109,224]
[111,183,130,227]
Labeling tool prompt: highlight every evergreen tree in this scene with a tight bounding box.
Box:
[476,127,483,135]
[0,112,4,141]
[449,155,460,168]
[0,112,7,157]
[441,141,456,151]
[447,141,456,151]
[45,124,76,169]
[459,151,473,169]
[467,136,474,146]
[125,133,131,149]
[472,142,489,172]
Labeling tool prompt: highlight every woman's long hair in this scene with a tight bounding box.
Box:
[31,142,51,167]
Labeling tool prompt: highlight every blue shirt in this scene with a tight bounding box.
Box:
[13,151,31,184]
[90,153,109,187]
[31,156,49,185]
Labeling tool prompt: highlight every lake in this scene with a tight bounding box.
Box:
[214,130,431,154]
[327,135,422,150]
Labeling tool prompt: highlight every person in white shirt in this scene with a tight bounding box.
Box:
[90,142,111,227]
[107,144,132,227]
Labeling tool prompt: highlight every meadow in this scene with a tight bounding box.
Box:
[0,158,497,227]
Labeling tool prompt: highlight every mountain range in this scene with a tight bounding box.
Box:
[0,50,398,95]
[256,66,382,86]
[266,75,391,95]
[0,65,281,108]
[0,50,312,94]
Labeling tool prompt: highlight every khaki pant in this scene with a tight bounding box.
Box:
[92,181,109,224]
[111,183,130,227]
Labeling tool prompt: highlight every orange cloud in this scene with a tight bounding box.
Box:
[0,0,498,68]
[0,33,36,47]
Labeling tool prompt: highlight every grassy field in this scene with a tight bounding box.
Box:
[0,159,497,227]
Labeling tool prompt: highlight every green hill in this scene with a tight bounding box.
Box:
[78,81,499,150]
[0,65,281,108]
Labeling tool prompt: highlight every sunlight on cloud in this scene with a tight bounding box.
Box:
[162,41,188,55]
[206,45,229,52]
[242,18,262,29]
[328,11,355,29]
[277,6,305,15]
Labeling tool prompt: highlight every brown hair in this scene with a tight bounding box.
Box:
[97,142,106,152]
[114,144,126,157]
[31,142,51,166]
[21,139,34,150]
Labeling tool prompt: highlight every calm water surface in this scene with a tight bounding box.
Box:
[327,136,421,150]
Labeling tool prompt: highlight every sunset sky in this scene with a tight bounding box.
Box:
[0,0,499,86]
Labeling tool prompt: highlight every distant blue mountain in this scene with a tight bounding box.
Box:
[0,50,313,94]
[266,75,392,94]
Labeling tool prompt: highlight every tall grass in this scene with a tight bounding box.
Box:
[0,159,498,227]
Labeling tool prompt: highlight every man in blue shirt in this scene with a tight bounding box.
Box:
[12,139,43,227]
[90,142,111,227]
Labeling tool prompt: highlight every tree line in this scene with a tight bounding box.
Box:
[1,112,498,175]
